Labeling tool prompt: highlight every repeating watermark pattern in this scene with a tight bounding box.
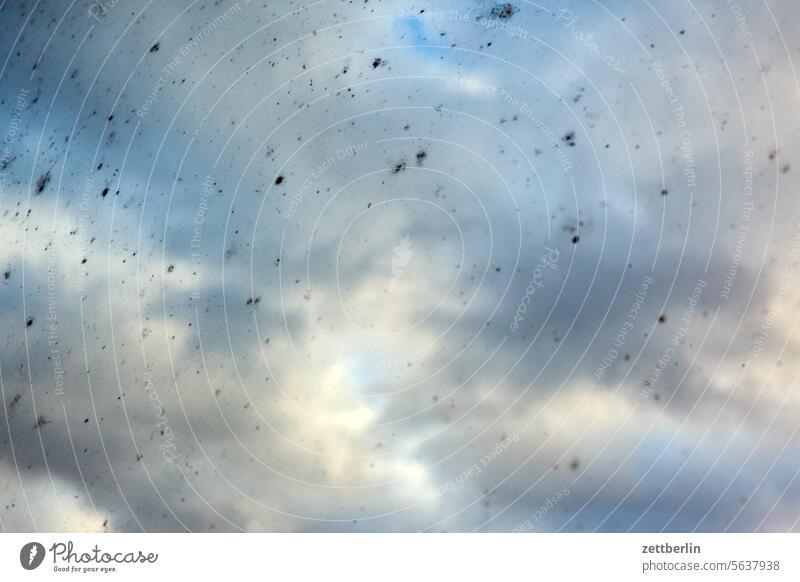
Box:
[137,2,247,118]
[596,275,654,378]
[428,432,519,499]
[190,174,215,300]
[75,174,94,295]
[0,88,29,207]
[513,486,571,531]
[450,75,497,96]
[747,221,800,361]
[47,241,65,396]
[450,76,574,173]
[304,291,408,375]
[641,279,707,399]
[555,10,629,77]
[87,0,122,22]
[389,235,413,292]
[2,0,797,542]
[510,247,559,332]
[652,60,697,192]
[397,8,528,40]
[285,141,367,219]
[143,372,181,463]
[727,0,753,37]
[720,150,754,300]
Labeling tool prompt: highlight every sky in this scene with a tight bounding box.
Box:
[1,0,799,532]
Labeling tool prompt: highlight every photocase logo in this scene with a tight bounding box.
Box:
[389,235,413,292]
[19,542,45,570]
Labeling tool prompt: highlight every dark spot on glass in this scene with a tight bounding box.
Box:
[490,3,515,19]
[36,172,50,194]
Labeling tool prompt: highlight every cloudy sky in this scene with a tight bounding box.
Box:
[1,0,799,532]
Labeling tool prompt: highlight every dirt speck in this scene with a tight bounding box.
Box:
[36,172,51,194]
[490,3,515,19]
